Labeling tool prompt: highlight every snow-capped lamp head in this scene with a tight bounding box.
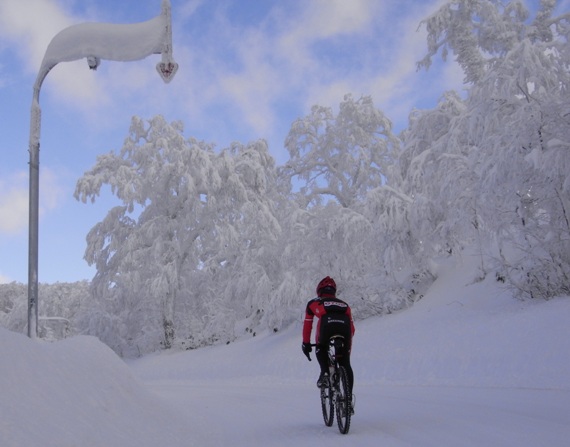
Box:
[317,276,336,298]
[87,56,100,70]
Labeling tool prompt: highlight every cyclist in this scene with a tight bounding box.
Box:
[302,276,355,397]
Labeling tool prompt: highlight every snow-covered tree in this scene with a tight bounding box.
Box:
[75,116,282,355]
[400,91,479,261]
[279,94,420,317]
[282,94,400,209]
[0,281,89,340]
[412,0,570,296]
[480,3,570,298]
[187,140,284,344]
[418,0,529,84]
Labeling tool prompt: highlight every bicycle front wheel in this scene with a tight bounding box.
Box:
[335,366,351,434]
[320,382,334,427]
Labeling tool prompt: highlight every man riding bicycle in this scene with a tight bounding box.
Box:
[302,276,355,398]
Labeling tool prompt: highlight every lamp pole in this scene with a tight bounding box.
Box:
[27,0,177,338]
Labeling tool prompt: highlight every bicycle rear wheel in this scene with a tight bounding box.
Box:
[320,382,334,426]
[335,366,351,434]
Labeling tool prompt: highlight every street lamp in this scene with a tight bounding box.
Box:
[27,0,177,338]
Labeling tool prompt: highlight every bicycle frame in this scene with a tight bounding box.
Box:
[327,335,344,370]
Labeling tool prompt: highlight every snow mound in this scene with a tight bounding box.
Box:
[0,329,198,447]
[355,254,570,389]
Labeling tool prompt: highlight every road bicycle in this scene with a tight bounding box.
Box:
[312,335,352,434]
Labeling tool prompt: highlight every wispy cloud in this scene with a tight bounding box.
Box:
[0,0,108,108]
[0,172,28,234]
[39,168,65,215]
[0,273,12,284]
[0,0,463,149]
[0,168,65,236]
[168,0,413,145]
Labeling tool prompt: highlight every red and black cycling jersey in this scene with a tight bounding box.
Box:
[302,297,355,344]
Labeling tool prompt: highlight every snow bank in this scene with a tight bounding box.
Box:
[0,329,198,447]
[355,254,570,389]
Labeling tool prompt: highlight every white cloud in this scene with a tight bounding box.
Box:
[271,1,448,120]
[199,0,385,139]
[0,168,65,236]
[272,1,381,78]
[302,0,381,39]
[177,0,205,22]
[164,0,463,153]
[0,273,12,284]
[0,171,28,234]
[39,168,66,214]
[0,0,70,67]
[214,27,285,138]
[0,0,463,155]
[0,0,136,113]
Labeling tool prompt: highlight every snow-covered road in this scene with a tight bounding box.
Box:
[136,375,570,446]
[128,261,570,446]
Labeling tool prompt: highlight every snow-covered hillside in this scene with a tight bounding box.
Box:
[2,255,569,446]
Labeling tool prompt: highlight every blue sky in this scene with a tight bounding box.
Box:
[0,0,472,284]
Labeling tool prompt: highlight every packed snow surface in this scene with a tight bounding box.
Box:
[2,255,570,446]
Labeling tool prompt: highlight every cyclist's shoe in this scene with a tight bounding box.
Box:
[317,372,329,388]
[350,394,356,415]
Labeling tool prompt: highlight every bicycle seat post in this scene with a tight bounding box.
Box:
[327,342,335,378]
[330,335,344,359]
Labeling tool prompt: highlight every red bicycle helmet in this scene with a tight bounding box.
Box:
[316,276,336,296]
